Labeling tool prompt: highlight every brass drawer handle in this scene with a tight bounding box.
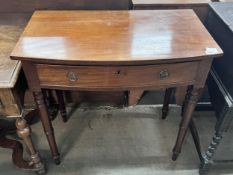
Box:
[159,70,169,79]
[67,71,78,82]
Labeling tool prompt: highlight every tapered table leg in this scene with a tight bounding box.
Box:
[199,132,223,175]
[16,118,45,174]
[55,90,67,122]
[162,88,174,119]
[172,87,200,160]
[181,88,203,163]
[33,91,60,164]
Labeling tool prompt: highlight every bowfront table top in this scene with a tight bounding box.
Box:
[11,10,222,65]
[10,10,223,164]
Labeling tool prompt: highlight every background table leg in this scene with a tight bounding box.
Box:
[199,132,223,175]
[33,91,60,165]
[162,88,174,119]
[55,90,67,122]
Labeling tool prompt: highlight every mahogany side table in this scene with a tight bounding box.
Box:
[10,10,222,164]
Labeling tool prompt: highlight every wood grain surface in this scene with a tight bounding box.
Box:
[36,62,199,90]
[11,10,222,65]
[0,13,31,88]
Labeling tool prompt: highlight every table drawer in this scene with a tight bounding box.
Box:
[37,62,199,90]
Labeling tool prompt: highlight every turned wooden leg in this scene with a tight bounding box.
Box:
[55,90,67,122]
[199,132,223,175]
[33,91,60,164]
[16,118,45,174]
[172,87,200,161]
[162,88,174,119]
[181,88,203,162]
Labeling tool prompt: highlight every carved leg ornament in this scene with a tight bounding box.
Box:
[199,133,223,175]
[16,118,45,174]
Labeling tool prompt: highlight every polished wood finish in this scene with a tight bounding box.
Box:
[37,62,199,90]
[0,13,30,88]
[0,13,46,173]
[16,118,45,174]
[0,110,46,172]
[0,14,30,116]
[33,91,60,164]
[172,87,200,160]
[11,10,222,65]
[11,10,222,163]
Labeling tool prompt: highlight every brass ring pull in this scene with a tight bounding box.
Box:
[159,70,169,79]
[67,71,78,82]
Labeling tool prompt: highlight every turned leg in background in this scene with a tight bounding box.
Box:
[55,90,67,122]
[42,89,58,121]
[33,91,60,164]
[16,118,45,174]
[172,87,200,161]
[162,88,174,119]
[199,132,223,175]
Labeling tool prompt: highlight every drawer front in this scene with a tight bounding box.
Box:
[37,62,199,90]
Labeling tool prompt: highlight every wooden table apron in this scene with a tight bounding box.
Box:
[20,57,212,162]
[10,10,222,163]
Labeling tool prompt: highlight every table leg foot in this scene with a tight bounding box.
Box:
[199,132,222,175]
[16,118,45,173]
[172,151,179,161]
[54,157,61,165]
